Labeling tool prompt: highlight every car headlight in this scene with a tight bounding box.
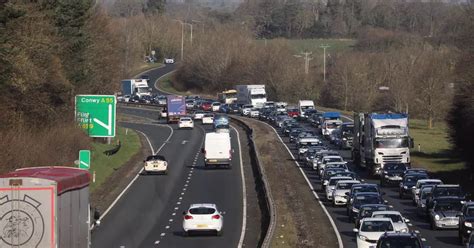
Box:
[352,207,359,213]
[384,175,389,178]
[421,203,425,207]
[403,186,408,189]
[400,228,409,233]
[383,171,388,174]
[358,235,369,241]
[435,214,440,220]
[465,222,473,228]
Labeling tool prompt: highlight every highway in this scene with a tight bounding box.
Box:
[267,117,464,248]
[92,65,245,248]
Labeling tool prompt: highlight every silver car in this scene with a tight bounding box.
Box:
[429,198,463,230]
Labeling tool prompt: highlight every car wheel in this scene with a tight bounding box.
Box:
[431,220,437,230]
[217,230,223,236]
[183,231,189,237]
[332,201,336,207]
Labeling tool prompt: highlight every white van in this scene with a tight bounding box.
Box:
[203,132,232,168]
[298,100,315,118]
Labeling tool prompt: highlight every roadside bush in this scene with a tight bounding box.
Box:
[0,123,90,174]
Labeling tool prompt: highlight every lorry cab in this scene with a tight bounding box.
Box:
[298,100,315,119]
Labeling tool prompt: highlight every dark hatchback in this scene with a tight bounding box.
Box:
[380,163,408,187]
[459,201,474,245]
[399,173,429,199]
[376,232,427,248]
[347,192,387,222]
[355,204,391,228]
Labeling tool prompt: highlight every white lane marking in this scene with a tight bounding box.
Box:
[230,125,248,248]
[172,212,176,216]
[183,188,187,191]
[165,226,170,229]
[93,126,174,228]
[181,192,184,195]
[177,201,181,205]
[169,219,173,222]
[179,197,182,200]
[154,240,160,245]
[181,140,188,145]
[174,207,179,210]
[160,233,166,237]
[154,70,176,94]
[262,121,344,248]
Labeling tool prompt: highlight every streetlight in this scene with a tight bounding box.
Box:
[172,19,185,61]
[320,44,330,81]
[294,51,313,74]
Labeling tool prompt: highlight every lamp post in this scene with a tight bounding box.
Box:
[294,52,313,74]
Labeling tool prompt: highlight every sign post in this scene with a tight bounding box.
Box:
[79,150,91,170]
[75,95,116,137]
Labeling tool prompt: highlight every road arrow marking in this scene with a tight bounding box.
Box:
[93,104,113,135]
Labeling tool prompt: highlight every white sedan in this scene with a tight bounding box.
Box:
[182,203,223,236]
[178,117,194,129]
[143,155,168,174]
[354,217,395,248]
[193,111,206,120]
[371,210,410,233]
[202,114,214,124]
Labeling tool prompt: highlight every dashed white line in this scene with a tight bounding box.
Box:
[177,201,181,205]
[154,240,160,245]
[172,213,176,216]
[179,197,183,200]
[160,233,166,237]
[165,226,170,229]
[169,219,173,222]
[174,207,179,210]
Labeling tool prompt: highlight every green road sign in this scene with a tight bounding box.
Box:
[79,150,91,170]
[75,95,116,137]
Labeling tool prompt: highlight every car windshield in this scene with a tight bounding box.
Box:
[375,137,409,148]
[324,157,342,163]
[420,188,433,199]
[361,221,394,232]
[326,123,340,129]
[385,163,406,171]
[327,164,346,169]
[373,214,403,223]
[189,207,216,215]
[434,187,462,197]
[435,202,462,211]
[354,186,378,194]
[357,195,381,204]
[337,182,356,190]
[379,237,421,248]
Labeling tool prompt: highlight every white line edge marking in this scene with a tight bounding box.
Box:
[262,121,344,248]
[94,124,174,227]
[154,70,176,95]
[231,125,248,248]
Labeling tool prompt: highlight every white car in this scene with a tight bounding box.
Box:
[240,104,253,116]
[143,155,168,174]
[332,180,361,206]
[318,156,344,176]
[164,58,175,64]
[178,117,194,129]
[354,217,395,248]
[411,179,443,204]
[160,109,167,119]
[182,203,223,236]
[202,114,214,124]
[211,102,221,112]
[249,109,260,118]
[193,111,206,120]
[325,176,352,201]
[371,210,410,233]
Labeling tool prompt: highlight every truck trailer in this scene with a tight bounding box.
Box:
[235,85,267,108]
[352,113,414,175]
[166,95,186,123]
[0,166,91,248]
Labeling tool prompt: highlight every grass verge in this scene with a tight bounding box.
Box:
[90,126,141,192]
[157,72,191,95]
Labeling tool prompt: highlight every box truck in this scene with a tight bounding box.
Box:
[202,132,232,168]
[166,95,186,123]
[121,79,152,98]
[235,85,267,108]
[0,166,92,248]
[352,113,414,175]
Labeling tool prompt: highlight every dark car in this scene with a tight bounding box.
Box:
[283,122,301,136]
[426,185,466,213]
[399,173,429,198]
[219,104,230,113]
[228,103,241,114]
[380,163,408,187]
[347,192,387,222]
[355,204,391,228]
[459,201,474,244]
[404,168,429,177]
[289,127,304,143]
[376,232,426,248]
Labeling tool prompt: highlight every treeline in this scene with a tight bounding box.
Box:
[237,0,465,39]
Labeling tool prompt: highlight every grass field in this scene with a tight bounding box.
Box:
[158,72,192,95]
[409,119,465,172]
[90,127,141,192]
[260,38,356,54]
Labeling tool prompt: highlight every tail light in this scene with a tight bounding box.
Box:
[212,214,220,220]
[184,215,193,220]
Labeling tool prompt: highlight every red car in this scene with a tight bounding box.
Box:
[201,102,212,111]
[287,108,299,118]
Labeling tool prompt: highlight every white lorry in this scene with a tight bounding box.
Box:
[0,166,92,248]
[298,100,315,118]
[352,113,414,175]
[202,132,232,168]
[235,85,267,108]
[121,79,152,98]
